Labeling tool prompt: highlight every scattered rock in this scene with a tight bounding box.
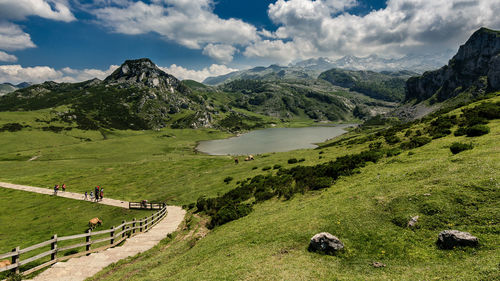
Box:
[407,216,419,228]
[372,261,386,268]
[437,230,478,249]
[308,232,344,255]
[423,193,431,196]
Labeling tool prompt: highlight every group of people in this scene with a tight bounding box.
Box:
[53,183,67,195]
[84,186,104,202]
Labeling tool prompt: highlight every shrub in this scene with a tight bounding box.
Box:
[288,158,298,164]
[466,124,490,137]
[454,127,467,136]
[252,166,258,170]
[384,134,401,144]
[400,136,431,149]
[450,142,473,154]
[386,148,402,157]
[273,164,282,170]
[298,158,305,162]
[369,141,383,150]
[223,176,233,184]
[209,204,252,228]
[262,166,272,171]
[310,177,332,190]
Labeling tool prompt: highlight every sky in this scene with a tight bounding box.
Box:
[0,0,499,83]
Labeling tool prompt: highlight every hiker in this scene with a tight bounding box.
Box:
[84,191,88,200]
[54,184,59,195]
[234,158,239,164]
[100,189,103,201]
[61,183,66,192]
[90,191,94,200]
[94,186,99,202]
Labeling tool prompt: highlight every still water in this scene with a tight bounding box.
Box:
[197,124,353,155]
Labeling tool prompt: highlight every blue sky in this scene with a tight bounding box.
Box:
[0,0,499,83]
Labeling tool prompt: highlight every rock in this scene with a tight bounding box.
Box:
[407,216,419,228]
[308,232,344,255]
[406,28,500,103]
[372,261,386,268]
[437,230,478,249]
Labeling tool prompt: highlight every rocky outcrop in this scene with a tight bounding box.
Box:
[308,232,344,255]
[437,230,478,249]
[406,28,500,102]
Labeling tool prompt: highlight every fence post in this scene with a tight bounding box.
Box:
[145,217,148,231]
[121,220,126,238]
[139,219,143,232]
[110,227,115,245]
[11,246,19,274]
[132,218,136,235]
[51,235,57,261]
[86,229,91,255]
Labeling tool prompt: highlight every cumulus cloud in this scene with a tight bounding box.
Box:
[0,0,76,22]
[0,64,118,84]
[202,44,237,63]
[0,22,36,51]
[0,51,17,62]
[93,0,258,51]
[244,0,500,64]
[161,64,238,82]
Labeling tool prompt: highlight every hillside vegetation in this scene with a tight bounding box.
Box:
[87,94,499,280]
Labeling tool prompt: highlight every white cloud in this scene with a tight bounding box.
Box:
[0,64,118,84]
[0,0,75,22]
[0,22,36,51]
[0,51,17,62]
[245,0,500,64]
[161,64,238,82]
[93,0,258,51]
[202,44,237,63]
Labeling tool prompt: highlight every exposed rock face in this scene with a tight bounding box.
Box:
[308,232,344,255]
[437,230,478,249]
[406,28,500,102]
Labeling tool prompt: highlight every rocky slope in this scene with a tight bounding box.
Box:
[406,27,500,102]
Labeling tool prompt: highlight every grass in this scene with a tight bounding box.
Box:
[1,95,499,280]
[87,96,499,280]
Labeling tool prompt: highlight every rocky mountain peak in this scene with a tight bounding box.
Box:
[104,58,180,92]
[406,27,500,102]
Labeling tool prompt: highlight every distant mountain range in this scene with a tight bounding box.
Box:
[203,52,453,85]
[0,82,32,96]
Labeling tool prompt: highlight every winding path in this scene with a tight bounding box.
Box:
[0,182,186,281]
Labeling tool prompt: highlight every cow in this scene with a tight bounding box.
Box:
[0,259,11,268]
[88,217,103,230]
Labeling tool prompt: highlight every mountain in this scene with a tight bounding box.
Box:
[318,69,416,102]
[0,59,212,130]
[0,82,32,96]
[292,53,453,73]
[406,27,500,103]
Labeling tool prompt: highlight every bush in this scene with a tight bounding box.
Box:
[209,204,252,228]
[400,136,431,149]
[298,158,305,162]
[384,134,401,144]
[223,176,233,184]
[288,158,298,164]
[450,142,473,154]
[262,166,272,171]
[310,177,332,190]
[386,148,402,157]
[454,127,467,136]
[466,124,490,137]
[273,164,282,170]
[369,141,383,150]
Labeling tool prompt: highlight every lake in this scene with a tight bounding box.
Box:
[197,124,354,155]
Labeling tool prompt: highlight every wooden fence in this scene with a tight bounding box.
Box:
[0,205,167,277]
[129,201,166,210]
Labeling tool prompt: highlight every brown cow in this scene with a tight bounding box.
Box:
[88,217,103,230]
[0,259,11,268]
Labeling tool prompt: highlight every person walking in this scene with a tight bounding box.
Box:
[84,191,88,200]
[53,184,59,195]
[94,186,99,202]
[61,183,66,192]
[90,191,94,200]
[100,189,104,201]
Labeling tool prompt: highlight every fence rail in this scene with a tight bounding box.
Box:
[129,201,165,210]
[0,205,167,277]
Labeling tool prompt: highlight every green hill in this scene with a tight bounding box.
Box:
[85,94,500,280]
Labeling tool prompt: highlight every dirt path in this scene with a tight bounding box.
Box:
[0,182,129,208]
[0,182,186,281]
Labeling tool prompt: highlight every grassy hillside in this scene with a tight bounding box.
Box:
[88,95,499,280]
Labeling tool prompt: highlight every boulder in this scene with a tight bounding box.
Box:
[308,232,344,255]
[437,230,478,249]
[407,216,419,228]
